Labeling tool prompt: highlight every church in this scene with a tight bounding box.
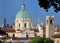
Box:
[0,4,60,43]
[14,4,43,38]
[1,4,44,43]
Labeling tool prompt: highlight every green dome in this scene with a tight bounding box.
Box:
[16,10,32,19]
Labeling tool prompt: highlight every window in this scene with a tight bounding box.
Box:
[26,32,28,38]
[35,33,37,37]
[50,20,53,24]
[26,34,28,38]
[24,23,26,27]
[47,20,48,24]
[13,34,15,37]
[19,23,20,27]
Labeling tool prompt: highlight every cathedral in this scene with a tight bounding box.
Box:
[0,4,44,43]
[14,4,43,38]
[0,4,60,43]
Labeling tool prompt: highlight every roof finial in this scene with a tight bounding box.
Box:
[22,4,25,10]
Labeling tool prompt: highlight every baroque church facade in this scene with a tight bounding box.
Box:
[1,4,43,38]
[1,4,60,43]
[14,4,43,38]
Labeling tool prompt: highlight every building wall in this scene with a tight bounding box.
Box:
[7,32,15,37]
[12,40,31,43]
[36,23,43,37]
[5,39,12,43]
[54,38,60,43]
[7,31,35,38]
[38,26,43,37]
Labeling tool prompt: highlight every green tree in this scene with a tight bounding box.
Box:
[38,0,60,12]
[28,36,54,43]
[28,37,44,43]
[0,40,5,43]
[44,38,54,43]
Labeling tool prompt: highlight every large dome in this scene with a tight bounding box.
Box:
[16,10,32,18]
[16,4,32,19]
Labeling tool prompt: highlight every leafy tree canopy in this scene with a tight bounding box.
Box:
[38,0,60,12]
[28,36,54,43]
[0,40,5,43]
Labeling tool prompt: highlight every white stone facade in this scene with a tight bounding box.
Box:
[15,18,32,30]
[8,4,44,38]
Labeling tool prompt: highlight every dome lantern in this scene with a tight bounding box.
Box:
[22,4,25,10]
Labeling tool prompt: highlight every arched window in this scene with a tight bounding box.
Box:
[19,23,20,27]
[35,33,37,37]
[47,20,48,24]
[26,32,28,38]
[24,23,26,27]
[50,19,53,24]
[13,34,15,37]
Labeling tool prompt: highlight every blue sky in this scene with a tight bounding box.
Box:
[0,0,60,26]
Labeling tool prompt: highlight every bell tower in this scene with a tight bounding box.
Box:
[46,16,54,39]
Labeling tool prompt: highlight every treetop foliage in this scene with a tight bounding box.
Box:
[28,36,54,43]
[38,0,60,12]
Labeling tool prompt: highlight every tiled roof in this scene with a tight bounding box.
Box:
[12,37,35,40]
[1,28,15,32]
[30,29,39,32]
[30,29,34,31]
[34,29,39,32]
[53,34,60,38]
[55,27,60,32]
[1,27,39,33]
